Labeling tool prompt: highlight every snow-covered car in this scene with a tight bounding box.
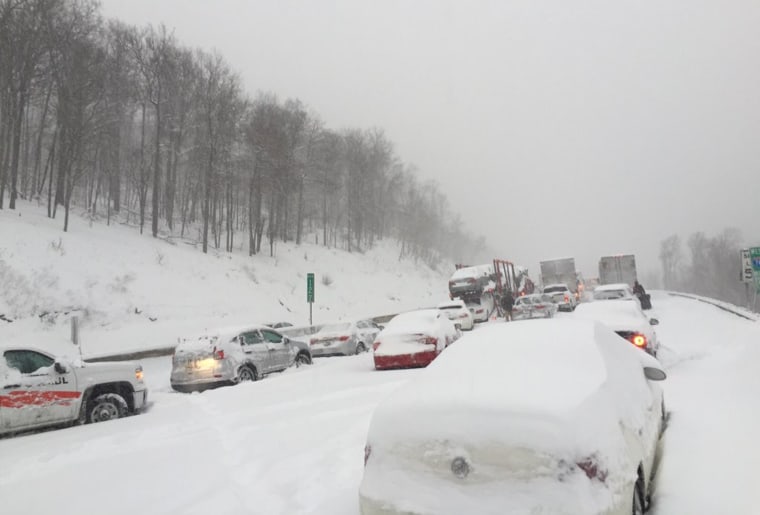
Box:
[543,283,577,311]
[512,293,558,320]
[447,264,493,299]
[573,300,660,357]
[593,283,636,301]
[309,320,381,356]
[436,300,475,330]
[265,321,293,329]
[360,319,666,515]
[170,325,310,392]
[1,347,147,436]
[372,309,460,370]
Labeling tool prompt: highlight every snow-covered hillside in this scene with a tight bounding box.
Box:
[0,204,451,358]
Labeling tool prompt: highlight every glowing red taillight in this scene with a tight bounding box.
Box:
[213,348,225,360]
[630,334,647,348]
[564,294,569,302]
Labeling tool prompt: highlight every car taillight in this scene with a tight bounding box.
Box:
[535,304,545,309]
[419,336,438,346]
[338,335,350,341]
[213,348,225,360]
[372,341,381,351]
[364,444,371,466]
[630,334,647,348]
[576,457,607,482]
[564,294,569,302]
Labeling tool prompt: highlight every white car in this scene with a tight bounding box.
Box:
[309,320,381,356]
[360,319,666,515]
[512,293,558,320]
[573,300,660,357]
[436,300,475,330]
[373,309,460,370]
[1,347,147,436]
[543,283,578,311]
[593,283,640,306]
[170,325,310,392]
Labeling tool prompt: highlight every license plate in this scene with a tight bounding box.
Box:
[323,341,332,346]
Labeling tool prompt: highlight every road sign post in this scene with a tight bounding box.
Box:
[307,273,315,325]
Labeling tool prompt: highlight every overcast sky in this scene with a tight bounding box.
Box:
[99,0,760,281]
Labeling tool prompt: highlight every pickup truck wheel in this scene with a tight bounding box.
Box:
[88,393,127,424]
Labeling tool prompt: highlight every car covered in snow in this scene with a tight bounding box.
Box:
[436,299,475,330]
[309,320,381,356]
[573,300,660,357]
[593,283,638,302]
[512,293,558,320]
[543,283,578,311]
[170,325,310,392]
[372,309,460,370]
[1,347,147,436]
[360,319,666,515]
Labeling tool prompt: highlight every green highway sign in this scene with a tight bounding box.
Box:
[751,247,760,272]
[307,273,315,303]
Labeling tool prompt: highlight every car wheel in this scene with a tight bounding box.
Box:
[295,352,312,367]
[356,342,367,354]
[632,479,645,515]
[87,393,128,424]
[237,365,257,383]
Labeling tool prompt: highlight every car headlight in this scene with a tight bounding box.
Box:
[135,367,144,382]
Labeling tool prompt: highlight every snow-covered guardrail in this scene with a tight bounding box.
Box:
[667,292,759,322]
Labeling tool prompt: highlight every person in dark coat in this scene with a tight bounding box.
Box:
[633,281,646,297]
[501,291,515,321]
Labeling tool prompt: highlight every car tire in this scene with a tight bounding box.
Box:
[632,478,645,515]
[356,342,367,354]
[295,352,312,367]
[237,365,257,383]
[87,393,128,424]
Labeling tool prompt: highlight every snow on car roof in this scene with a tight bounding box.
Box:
[450,264,493,280]
[368,319,652,455]
[573,301,646,331]
[595,283,631,291]
[436,300,466,309]
[177,324,267,347]
[543,283,569,289]
[383,309,441,333]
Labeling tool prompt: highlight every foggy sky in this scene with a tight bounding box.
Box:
[99,0,760,281]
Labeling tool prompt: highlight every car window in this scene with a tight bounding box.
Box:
[241,331,264,345]
[4,350,55,374]
[356,320,369,329]
[261,329,283,343]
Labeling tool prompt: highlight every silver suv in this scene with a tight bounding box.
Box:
[170,325,311,393]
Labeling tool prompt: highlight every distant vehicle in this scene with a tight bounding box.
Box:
[436,299,474,330]
[265,321,293,329]
[360,319,666,515]
[599,255,637,286]
[309,320,381,356]
[542,283,577,311]
[1,347,147,436]
[513,293,558,320]
[540,257,579,298]
[373,309,459,370]
[574,300,660,357]
[448,260,521,322]
[171,325,310,392]
[593,283,642,308]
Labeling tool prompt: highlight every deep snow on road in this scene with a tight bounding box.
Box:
[1,294,758,515]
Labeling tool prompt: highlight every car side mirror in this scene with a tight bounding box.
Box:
[649,318,659,326]
[643,367,666,381]
[54,361,68,374]
[283,336,291,345]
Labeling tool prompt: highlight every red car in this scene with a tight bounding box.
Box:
[373,309,460,370]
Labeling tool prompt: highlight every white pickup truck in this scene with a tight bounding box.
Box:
[0,347,148,436]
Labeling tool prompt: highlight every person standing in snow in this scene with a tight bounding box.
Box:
[633,280,646,297]
[501,290,515,321]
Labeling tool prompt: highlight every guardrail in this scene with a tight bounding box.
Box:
[667,292,759,321]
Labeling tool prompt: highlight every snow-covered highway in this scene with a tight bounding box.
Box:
[1,293,758,515]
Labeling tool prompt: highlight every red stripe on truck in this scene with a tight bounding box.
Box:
[0,390,81,408]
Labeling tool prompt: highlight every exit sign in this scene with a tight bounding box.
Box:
[307,273,315,303]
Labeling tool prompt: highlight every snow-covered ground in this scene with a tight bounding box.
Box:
[1,293,758,514]
[0,204,450,359]
[2,205,760,514]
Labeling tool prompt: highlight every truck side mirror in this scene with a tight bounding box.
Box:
[54,361,68,374]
